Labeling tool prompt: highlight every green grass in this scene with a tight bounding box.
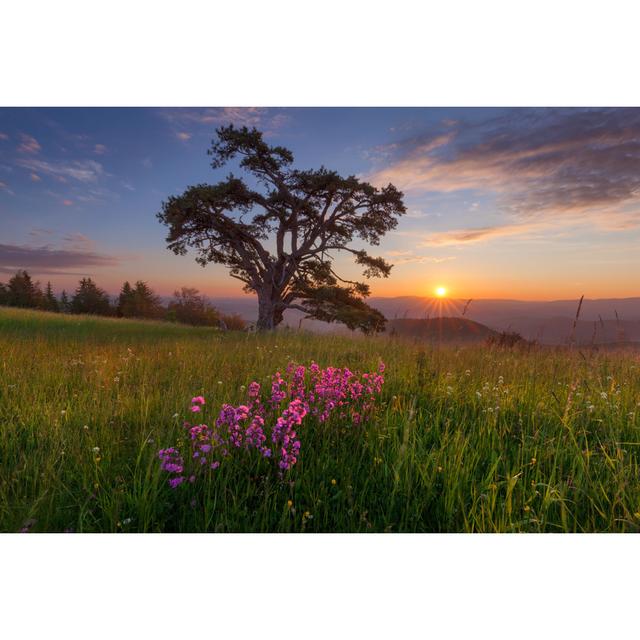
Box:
[1,305,640,532]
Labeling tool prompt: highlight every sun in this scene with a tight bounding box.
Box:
[435,286,447,298]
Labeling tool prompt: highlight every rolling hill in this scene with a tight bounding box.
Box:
[385,317,498,343]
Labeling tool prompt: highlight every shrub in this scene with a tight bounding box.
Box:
[486,330,534,349]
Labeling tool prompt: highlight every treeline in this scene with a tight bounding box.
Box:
[0,270,246,329]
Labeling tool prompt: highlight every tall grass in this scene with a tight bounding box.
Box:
[1,306,640,532]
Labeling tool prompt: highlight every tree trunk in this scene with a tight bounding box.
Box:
[256,295,278,331]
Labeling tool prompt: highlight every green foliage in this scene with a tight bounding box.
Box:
[59,290,70,313]
[5,270,43,308]
[219,312,247,331]
[0,272,238,329]
[42,282,59,312]
[167,287,221,326]
[2,306,640,533]
[70,278,112,315]
[117,280,163,319]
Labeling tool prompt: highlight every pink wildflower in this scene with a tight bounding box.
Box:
[158,360,385,487]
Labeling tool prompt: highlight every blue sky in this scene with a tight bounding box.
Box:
[1,107,639,300]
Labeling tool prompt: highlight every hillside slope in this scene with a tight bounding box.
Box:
[386,317,498,343]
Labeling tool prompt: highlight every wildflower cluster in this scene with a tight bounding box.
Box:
[158,361,385,488]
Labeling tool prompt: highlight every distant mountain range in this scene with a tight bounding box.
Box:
[367,296,640,344]
[205,295,640,345]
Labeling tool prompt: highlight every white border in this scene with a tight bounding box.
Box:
[1,534,637,638]
[2,0,640,106]
[2,1,640,636]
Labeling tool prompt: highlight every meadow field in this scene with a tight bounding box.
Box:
[1,305,640,533]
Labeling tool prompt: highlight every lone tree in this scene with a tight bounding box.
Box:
[157,126,406,332]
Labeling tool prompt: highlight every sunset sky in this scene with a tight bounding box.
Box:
[1,107,639,300]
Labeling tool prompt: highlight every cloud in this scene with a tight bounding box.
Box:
[176,132,192,141]
[30,173,41,182]
[0,181,15,195]
[160,108,290,137]
[369,108,640,241]
[385,249,456,264]
[0,132,8,141]
[141,157,152,169]
[17,134,41,154]
[422,222,545,246]
[0,242,118,274]
[62,233,95,250]
[28,227,55,239]
[17,158,105,183]
[62,199,74,206]
[74,187,120,204]
[94,144,107,155]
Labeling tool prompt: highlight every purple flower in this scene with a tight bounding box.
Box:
[157,361,385,485]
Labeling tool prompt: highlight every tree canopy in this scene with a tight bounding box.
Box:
[117,280,163,319]
[157,125,405,331]
[70,278,112,315]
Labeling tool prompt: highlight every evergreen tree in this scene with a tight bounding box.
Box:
[0,282,8,306]
[132,280,163,318]
[7,270,43,308]
[70,278,112,315]
[117,280,163,318]
[42,281,59,312]
[59,290,70,313]
[117,281,135,317]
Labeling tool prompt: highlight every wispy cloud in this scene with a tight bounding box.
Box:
[0,180,15,196]
[160,107,290,140]
[62,232,95,250]
[17,158,105,183]
[421,222,546,246]
[385,249,456,264]
[94,144,107,155]
[17,134,41,154]
[28,227,55,240]
[0,242,118,274]
[369,109,640,243]
[0,132,8,141]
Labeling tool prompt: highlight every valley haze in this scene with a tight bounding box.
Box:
[205,295,640,344]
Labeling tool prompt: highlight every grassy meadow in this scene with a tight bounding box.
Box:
[1,305,640,533]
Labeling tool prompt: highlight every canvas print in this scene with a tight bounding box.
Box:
[1,107,639,533]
